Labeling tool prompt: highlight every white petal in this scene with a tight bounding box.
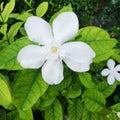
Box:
[107,74,115,85]
[64,57,91,72]
[115,65,120,71]
[114,72,120,81]
[17,45,46,68]
[42,60,64,85]
[25,16,54,45]
[101,69,110,76]
[62,42,95,72]
[52,12,79,44]
[107,59,115,70]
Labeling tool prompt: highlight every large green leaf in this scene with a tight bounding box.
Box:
[82,110,98,120]
[36,2,48,17]
[7,110,19,120]
[7,109,34,120]
[96,81,116,98]
[79,72,95,88]
[45,99,63,120]
[0,73,12,109]
[68,99,82,120]
[82,89,106,112]
[18,109,33,120]
[0,37,33,70]
[74,26,118,63]
[13,69,48,110]
[0,0,15,22]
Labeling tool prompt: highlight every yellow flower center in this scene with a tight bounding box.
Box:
[51,46,58,52]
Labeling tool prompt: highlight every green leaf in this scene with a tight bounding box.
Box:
[68,99,82,120]
[82,110,98,120]
[8,22,23,42]
[1,0,15,22]
[107,112,120,120]
[0,73,12,108]
[79,73,95,88]
[97,114,110,120]
[111,103,120,111]
[24,0,32,7]
[45,99,63,120]
[49,4,72,24]
[36,2,48,17]
[13,69,48,110]
[0,2,4,12]
[82,89,106,112]
[67,82,82,98]
[75,26,118,63]
[39,97,55,110]
[7,110,19,120]
[112,49,120,63]
[67,87,81,99]
[96,81,116,98]
[20,27,27,36]
[0,24,7,35]
[18,109,33,120]
[16,11,33,22]
[9,13,20,19]
[0,37,33,70]
[0,109,6,120]
[9,11,33,22]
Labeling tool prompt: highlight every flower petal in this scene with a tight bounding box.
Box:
[107,59,115,70]
[107,74,115,85]
[42,60,64,85]
[52,12,79,44]
[115,65,120,71]
[64,57,91,72]
[101,68,110,76]
[114,72,120,81]
[62,42,95,72]
[25,16,54,45]
[17,45,46,68]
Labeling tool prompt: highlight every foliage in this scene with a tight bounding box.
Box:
[0,0,120,120]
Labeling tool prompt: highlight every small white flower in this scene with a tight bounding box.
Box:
[101,59,120,85]
[117,112,120,118]
[17,12,95,85]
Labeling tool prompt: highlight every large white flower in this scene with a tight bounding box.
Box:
[101,59,120,85]
[17,12,95,85]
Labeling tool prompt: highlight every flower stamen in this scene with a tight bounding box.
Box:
[51,46,58,52]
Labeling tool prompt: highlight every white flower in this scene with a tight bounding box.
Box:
[17,12,95,85]
[117,112,120,118]
[101,59,120,85]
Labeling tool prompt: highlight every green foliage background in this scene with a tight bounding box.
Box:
[0,0,120,120]
[3,0,120,39]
